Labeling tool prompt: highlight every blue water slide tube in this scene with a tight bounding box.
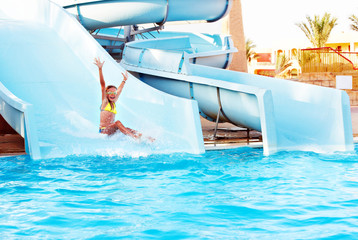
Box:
[121,36,354,154]
[0,0,205,159]
[51,0,232,30]
[92,28,237,71]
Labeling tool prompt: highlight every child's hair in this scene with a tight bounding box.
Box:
[106,85,117,91]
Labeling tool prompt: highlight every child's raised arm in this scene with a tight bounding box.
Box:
[113,71,128,102]
[94,57,106,100]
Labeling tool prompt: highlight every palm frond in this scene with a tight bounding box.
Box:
[296,13,337,48]
[246,39,257,63]
[349,15,358,32]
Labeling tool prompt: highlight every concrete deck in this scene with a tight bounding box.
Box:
[0,134,25,157]
[201,117,263,150]
[203,106,358,150]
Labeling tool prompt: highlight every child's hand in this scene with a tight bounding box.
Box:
[94,57,105,69]
[122,71,128,82]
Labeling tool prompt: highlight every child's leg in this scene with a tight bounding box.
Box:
[100,125,117,135]
[126,126,155,142]
[103,121,154,142]
[126,127,142,138]
[114,121,141,139]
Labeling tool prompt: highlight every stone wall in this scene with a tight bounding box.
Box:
[344,90,358,106]
[299,72,336,87]
[298,72,358,106]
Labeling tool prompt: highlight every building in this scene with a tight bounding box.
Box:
[248,48,301,79]
[249,31,358,79]
[325,31,358,52]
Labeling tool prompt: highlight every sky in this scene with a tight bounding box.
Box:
[241,0,358,49]
[164,0,358,50]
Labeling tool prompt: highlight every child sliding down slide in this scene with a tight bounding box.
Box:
[94,57,154,142]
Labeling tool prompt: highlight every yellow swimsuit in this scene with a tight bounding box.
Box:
[99,102,117,133]
[102,102,117,114]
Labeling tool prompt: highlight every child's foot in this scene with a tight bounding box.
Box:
[134,133,142,139]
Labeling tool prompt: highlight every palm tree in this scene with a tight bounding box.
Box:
[246,39,257,63]
[275,52,292,77]
[349,15,358,31]
[296,13,338,48]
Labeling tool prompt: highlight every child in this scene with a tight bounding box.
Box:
[94,57,142,139]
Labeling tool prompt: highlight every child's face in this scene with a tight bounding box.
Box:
[106,87,117,101]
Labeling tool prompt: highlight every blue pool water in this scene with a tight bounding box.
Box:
[1,146,358,239]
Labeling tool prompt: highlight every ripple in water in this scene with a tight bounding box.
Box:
[1,147,358,239]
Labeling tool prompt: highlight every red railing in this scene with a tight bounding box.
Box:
[301,47,358,72]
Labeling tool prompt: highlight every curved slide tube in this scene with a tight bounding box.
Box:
[0,0,205,159]
[52,0,232,30]
[93,28,236,69]
[121,37,354,154]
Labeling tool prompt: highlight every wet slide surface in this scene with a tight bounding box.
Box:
[0,0,209,159]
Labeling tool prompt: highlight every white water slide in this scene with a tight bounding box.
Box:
[0,0,353,159]
[120,35,354,154]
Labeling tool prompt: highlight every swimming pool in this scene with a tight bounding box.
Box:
[1,146,358,239]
